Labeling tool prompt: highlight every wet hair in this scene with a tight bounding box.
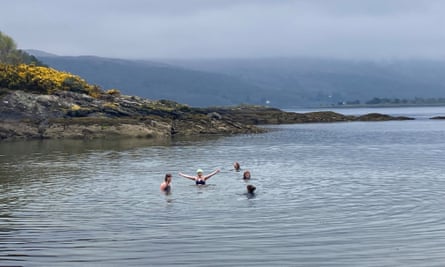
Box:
[247,185,256,194]
[243,170,251,179]
[234,162,240,171]
[165,173,172,181]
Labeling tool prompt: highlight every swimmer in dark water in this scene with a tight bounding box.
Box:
[243,170,251,180]
[246,184,256,194]
[179,168,220,185]
[245,184,256,198]
[160,173,172,193]
[233,162,241,172]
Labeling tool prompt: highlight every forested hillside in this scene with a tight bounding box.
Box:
[168,58,445,106]
[36,55,271,107]
[31,52,445,108]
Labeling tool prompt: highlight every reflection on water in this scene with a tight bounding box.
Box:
[0,137,174,156]
[1,108,445,266]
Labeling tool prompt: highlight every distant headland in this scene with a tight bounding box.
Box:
[0,31,421,141]
[0,85,415,141]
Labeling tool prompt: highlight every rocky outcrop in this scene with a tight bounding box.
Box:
[201,106,413,124]
[0,89,265,140]
[355,113,414,121]
[430,116,445,120]
[0,89,415,141]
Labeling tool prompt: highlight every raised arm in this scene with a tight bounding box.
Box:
[178,172,196,180]
[204,169,220,180]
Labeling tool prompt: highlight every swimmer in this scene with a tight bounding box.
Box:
[233,162,241,172]
[243,170,251,180]
[160,173,172,193]
[246,184,256,194]
[245,184,256,199]
[179,168,220,185]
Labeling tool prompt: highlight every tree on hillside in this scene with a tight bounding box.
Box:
[0,31,44,66]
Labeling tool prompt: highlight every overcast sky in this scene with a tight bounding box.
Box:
[2,0,445,60]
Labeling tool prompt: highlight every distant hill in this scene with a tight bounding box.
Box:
[32,52,445,108]
[33,55,271,107]
[166,58,445,107]
[25,49,59,57]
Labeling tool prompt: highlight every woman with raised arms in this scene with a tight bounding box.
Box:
[179,168,220,185]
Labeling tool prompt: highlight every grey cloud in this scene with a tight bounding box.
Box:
[2,0,445,59]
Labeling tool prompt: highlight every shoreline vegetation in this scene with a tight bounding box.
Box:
[335,97,445,107]
[325,103,445,109]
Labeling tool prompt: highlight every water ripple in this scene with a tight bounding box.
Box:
[1,117,445,266]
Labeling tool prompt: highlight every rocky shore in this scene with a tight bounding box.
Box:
[431,116,445,120]
[0,89,415,141]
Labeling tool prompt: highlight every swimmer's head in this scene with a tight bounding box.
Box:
[247,184,256,194]
[196,169,203,174]
[234,162,240,170]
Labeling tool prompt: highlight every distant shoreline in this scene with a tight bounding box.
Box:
[307,103,445,109]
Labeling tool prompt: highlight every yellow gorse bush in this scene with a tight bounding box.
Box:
[106,88,121,96]
[0,63,102,97]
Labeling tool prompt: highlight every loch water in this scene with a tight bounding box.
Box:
[1,107,445,266]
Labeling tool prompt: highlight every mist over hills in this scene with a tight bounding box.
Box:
[36,55,270,107]
[32,51,445,108]
[167,58,445,105]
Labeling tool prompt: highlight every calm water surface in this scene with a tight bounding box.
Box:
[1,107,445,266]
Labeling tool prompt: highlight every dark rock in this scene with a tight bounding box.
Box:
[355,113,414,121]
[207,112,222,120]
[430,116,445,120]
[0,90,264,140]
